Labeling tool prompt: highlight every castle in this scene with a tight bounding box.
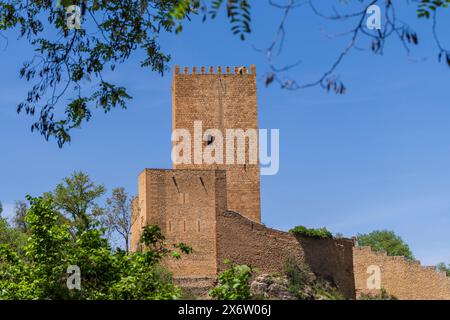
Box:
[130,65,450,300]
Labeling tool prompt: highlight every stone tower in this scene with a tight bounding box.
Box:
[130,65,262,278]
[172,65,261,222]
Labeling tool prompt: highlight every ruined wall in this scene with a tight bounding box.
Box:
[296,235,356,299]
[132,169,228,277]
[172,66,261,223]
[216,211,356,299]
[354,246,450,300]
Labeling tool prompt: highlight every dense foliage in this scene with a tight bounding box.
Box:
[0,215,27,254]
[0,195,191,300]
[46,171,106,232]
[357,230,414,260]
[288,225,333,239]
[209,260,253,300]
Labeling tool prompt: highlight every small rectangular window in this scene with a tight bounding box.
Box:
[207,135,214,145]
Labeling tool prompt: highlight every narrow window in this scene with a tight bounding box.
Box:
[207,135,214,145]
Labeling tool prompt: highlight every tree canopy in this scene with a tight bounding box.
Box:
[357,229,414,260]
[46,171,106,232]
[0,195,191,299]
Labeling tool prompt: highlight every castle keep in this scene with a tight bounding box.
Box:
[130,65,261,278]
[130,65,450,300]
[171,65,261,223]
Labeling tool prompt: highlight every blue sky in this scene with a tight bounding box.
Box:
[0,2,449,265]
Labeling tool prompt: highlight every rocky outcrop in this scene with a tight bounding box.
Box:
[250,273,342,300]
[250,274,297,300]
[175,276,217,299]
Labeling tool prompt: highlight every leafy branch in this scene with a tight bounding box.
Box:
[0,0,199,147]
[254,0,449,94]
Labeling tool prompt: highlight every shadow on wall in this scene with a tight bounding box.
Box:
[294,235,356,299]
[216,211,357,299]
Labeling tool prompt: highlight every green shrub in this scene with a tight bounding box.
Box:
[209,260,253,300]
[312,279,344,300]
[289,225,333,239]
[283,256,343,300]
[0,196,191,300]
[283,256,315,299]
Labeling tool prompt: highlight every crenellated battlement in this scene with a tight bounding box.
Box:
[172,62,261,223]
[174,65,256,76]
[354,245,450,299]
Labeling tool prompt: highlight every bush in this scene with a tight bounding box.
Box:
[283,256,315,299]
[209,260,253,300]
[0,196,191,300]
[283,256,343,300]
[288,226,333,239]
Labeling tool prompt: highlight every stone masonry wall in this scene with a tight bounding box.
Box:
[354,246,450,299]
[172,66,261,223]
[295,235,356,299]
[130,169,228,277]
[216,211,356,299]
